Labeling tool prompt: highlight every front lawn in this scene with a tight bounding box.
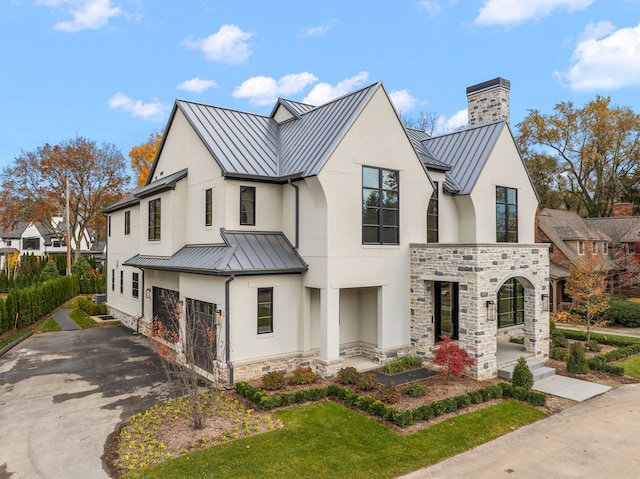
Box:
[35,317,62,332]
[616,355,640,379]
[124,400,545,479]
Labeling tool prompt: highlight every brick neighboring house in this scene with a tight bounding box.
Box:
[536,208,621,312]
[105,77,549,384]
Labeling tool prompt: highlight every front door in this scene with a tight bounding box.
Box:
[434,282,459,341]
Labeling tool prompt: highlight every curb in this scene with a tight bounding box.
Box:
[0,331,33,358]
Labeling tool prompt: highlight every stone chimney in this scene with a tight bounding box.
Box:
[466,77,510,127]
[612,203,633,217]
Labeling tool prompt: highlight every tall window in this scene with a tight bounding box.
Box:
[240,186,255,226]
[362,166,399,244]
[498,278,525,328]
[107,215,111,237]
[257,287,273,334]
[111,269,115,291]
[132,272,139,298]
[427,181,439,243]
[496,186,517,243]
[148,198,161,241]
[124,211,131,236]
[578,240,585,255]
[120,271,124,294]
[205,188,213,227]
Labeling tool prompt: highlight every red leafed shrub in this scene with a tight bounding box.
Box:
[431,336,475,379]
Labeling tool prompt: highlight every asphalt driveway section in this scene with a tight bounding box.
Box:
[0,326,171,479]
[399,383,640,479]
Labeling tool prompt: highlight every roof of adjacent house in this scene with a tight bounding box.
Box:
[585,217,640,244]
[123,229,308,276]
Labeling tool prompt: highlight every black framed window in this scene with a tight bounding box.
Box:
[148,198,161,241]
[23,237,40,250]
[107,215,111,237]
[427,181,439,243]
[498,278,525,328]
[120,270,124,294]
[240,186,255,226]
[111,269,115,291]
[132,272,139,298]
[257,287,273,334]
[496,186,517,243]
[124,211,131,236]
[362,166,399,244]
[205,188,213,227]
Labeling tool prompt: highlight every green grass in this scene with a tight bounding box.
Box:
[0,329,31,349]
[35,317,62,332]
[69,309,97,329]
[124,400,546,479]
[616,355,640,378]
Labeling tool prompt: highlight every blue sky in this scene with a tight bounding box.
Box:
[1,0,640,176]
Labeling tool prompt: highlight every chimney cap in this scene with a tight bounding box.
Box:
[466,77,510,96]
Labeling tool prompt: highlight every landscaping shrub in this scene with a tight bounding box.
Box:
[379,384,400,404]
[357,372,378,391]
[261,371,285,390]
[509,337,524,345]
[511,357,534,390]
[431,336,475,378]
[291,366,318,385]
[607,295,640,328]
[566,343,589,374]
[384,355,422,375]
[336,367,359,385]
[76,296,107,316]
[551,329,568,348]
[584,340,601,352]
[404,382,427,397]
[550,347,570,361]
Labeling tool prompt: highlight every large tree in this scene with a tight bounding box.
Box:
[0,136,130,260]
[129,131,161,186]
[517,96,640,217]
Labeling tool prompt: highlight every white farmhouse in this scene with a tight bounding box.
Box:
[104,78,549,383]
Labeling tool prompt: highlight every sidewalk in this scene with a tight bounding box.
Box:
[52,308,80,331]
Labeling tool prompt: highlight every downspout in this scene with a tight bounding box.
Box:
[225,274,235,386]
[288,179,299,249]
[138,269,144,335]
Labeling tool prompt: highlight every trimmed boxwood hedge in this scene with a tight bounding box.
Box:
[76,296,108,316]
[234,381,545,428]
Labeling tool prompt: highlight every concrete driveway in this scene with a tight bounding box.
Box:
[0,326,171,479]
[400,383,640,479]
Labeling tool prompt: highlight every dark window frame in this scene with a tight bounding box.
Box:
[257,287,273,334]
[23,237,40,250]
[148,198,161,241]
[120,270,124,294]
[205,188,213,227]
[362,166,399,245]
[132,272,139,298]
[498,277,525,328]
[124,210,131,236]
[240,186,256,226]
[496,186,518,243]
[111,269,115,291]
[427,181,439,243]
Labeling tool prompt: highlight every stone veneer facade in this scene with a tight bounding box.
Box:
[466,77,510,127]
[410,243,550,380]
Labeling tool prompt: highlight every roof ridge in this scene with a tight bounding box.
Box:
[296,81,381,116]
[176,98,270,119]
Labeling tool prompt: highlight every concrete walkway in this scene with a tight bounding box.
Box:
[52,308,80,331]
[400,383,640,479]
[533,375,611,402]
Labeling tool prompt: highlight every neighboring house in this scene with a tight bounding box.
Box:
[536,208,620,311]
[104,77,549,384]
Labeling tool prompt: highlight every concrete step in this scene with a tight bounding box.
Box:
[498,358,556,382]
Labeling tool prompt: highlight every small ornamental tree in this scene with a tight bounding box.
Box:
[431,336,475,379]
[511,357,534,390]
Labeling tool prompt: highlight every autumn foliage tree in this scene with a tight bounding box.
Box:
[129,131,162,186]
[0,137,130,260]
[564,252,610,342]
[431,336,475,379]
[517,96,640,216]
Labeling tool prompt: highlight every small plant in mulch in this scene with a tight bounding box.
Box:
[403,381,427,397]
[566,343,589,374]
[584,340,601,352]
[383,356,423,375]
[261,371,285,390]
[337,367,360,385]
[357,372,378,391]
[291,367,318,385]
[379,384,400,404]
[550,347,570,361]
[511,357,534,390]
[431,336,475,379]
[551,329,568,348]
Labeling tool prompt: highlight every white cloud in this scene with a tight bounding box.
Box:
[302,72,370,105]
[108,93,169,121]
[298,24,331,37]
[441,109,469,132]
[389,89,418,113]
[419,1,443,15]
[184,24,253,64]
[36,0,124,32]
[475,0,594,27]
[555,22,640,90]
[177,77,218,94]
[232,73,319,106]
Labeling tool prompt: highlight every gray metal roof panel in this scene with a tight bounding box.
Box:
[103,194,140,214]
[269,98,316,119]
[405,128,450,171]
[134,168,188,199]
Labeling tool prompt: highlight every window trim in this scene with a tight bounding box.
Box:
[124,210,131,236]
[205,188,213,227]
[496,186,518,243]
[119,270,124,294]
[578,240,585,255]
[427,181,439,243]
[362,166,400,245]
[257,287,273,334]
[240,186,256,226]
[132,272,139,299]
[111,269,115,291]
[148,198,161,241]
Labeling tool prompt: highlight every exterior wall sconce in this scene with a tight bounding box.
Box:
[486,300,496,321]
[178,299,184,307]
[145,288,151,298]
[541,294,550,312]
